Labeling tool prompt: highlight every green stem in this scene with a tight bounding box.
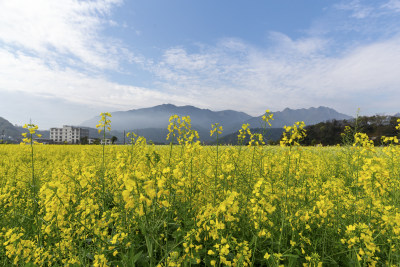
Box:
[214,133,219,206]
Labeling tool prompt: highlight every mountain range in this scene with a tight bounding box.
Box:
[80,104,353,143]
[82,104,354,132]
[2,104,355,143]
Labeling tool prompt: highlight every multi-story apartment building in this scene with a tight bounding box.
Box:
[50,126,89,144]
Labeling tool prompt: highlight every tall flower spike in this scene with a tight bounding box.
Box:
[20,123,41,145]
[210,123,222,137]
[96,112,112,134]
[262,109,274,127]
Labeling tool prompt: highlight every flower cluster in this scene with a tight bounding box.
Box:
[210,123,223,137]
[280,121,307,146]
[96,112,112,134]
[20,124,42,145]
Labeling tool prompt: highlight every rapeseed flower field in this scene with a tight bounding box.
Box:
[1,114,400,266]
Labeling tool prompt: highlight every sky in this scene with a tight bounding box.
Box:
[1,0,400,129]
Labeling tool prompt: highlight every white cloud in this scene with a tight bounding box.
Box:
[149,33,400,116]
[381,0,400,12]
[162,48,215,72]
[335,0,400,19]
[336,1,373,19]
[0,0,130,70]
[0,48,188,112]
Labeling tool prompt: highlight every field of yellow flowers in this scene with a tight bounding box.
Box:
[0,114,400,266]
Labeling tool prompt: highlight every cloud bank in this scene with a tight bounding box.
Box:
[1,0,400,128]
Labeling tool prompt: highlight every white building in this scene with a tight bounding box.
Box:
[87,138,112,145]
[88,138,97,144]
[50,126,89,144]
[101,138,112,145]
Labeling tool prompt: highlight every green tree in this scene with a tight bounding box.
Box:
[80,136,88,145]
[93,138,100,145]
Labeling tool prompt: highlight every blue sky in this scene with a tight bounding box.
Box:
[1,0,400,129]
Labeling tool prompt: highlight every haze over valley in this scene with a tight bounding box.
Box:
[1,104,355,143]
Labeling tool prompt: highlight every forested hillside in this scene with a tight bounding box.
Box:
[301,115,400,146]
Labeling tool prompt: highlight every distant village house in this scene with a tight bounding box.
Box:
[50,126,89,144]
[87,138,111,145]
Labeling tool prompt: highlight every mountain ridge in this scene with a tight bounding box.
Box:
[80,104,353,139]
[245,105,352,128]
[81,104,254,134]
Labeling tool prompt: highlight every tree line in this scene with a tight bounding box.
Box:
[300,115,400,146]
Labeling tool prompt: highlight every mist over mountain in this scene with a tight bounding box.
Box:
[81,104,253,134]
[245,106,352,128]
[81,104,352,137]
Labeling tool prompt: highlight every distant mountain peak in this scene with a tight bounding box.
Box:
[281,106,336,112]
[158,103,177,108]
[81,104,253,136]
[245,106,352,129]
